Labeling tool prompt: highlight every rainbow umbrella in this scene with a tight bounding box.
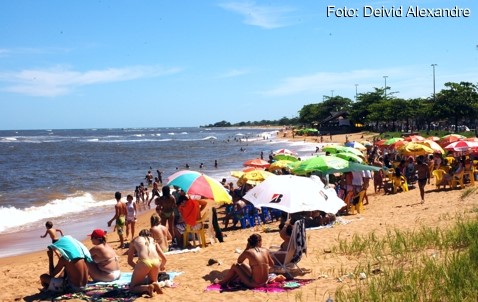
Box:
[166,170,232,204]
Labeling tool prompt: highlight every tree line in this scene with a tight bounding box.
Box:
[203,81,478,132]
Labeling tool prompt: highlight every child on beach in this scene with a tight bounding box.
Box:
[40,221,64,243]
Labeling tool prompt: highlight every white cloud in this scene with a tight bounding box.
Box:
[0,65,182,97]
[219,1,295,29]
[217,68,251,78]
[261,66,478,100]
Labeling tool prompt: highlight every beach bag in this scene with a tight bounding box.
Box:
[158,272,170,281]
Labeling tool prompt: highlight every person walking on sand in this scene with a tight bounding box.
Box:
[416,156,430,204]
[107,192,127,248]
[41,221,64,243]
[125,194,137,242]
[155,186,176,239]
[127,229,167,297]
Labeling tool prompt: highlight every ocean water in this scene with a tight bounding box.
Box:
[0,127,317,257]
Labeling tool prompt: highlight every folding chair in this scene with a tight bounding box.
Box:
[270,219,307,275]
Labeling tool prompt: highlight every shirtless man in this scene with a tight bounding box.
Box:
[40,243,88,293]
[416,156,430,204]
[218,233,274,289]
[87,229,121,282]
[155,186,176,238]
[107,192,127,248]
[150,213,172,253]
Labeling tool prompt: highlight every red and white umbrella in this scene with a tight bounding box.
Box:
[439,134,466,147]
[444,140,478,152]
[273,148,298,156]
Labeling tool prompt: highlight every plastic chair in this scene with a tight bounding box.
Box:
[451,170,465,189]
[392,176,408,193]
[433,169,448,190]
[183,208,212,248]
[463,167,475,186]
[270,219,307,275]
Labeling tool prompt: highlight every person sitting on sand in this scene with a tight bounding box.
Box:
[40,236,90,293]
[150,213,172,252]
[217,233,274,289]
[41,221,64,243]
[127,229,167,297]
[87,229,121,282]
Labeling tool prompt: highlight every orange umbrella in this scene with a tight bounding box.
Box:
[243,158,270,168]
[389,140,408,150]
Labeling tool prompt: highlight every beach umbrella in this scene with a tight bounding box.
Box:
[444,140,478,152]
[242,166,264,172]
[397,142,434,156]
[292,155,350,175]
[273,154,299,162]
[439,134,466,147]
[361,140,373,147]
[322,145,363,156]
[166,170,232,204]
[269,160,295,171]
[332,152,364,163]
[404,135,426,142]
[344,141,367,151]
[427,136,441,142]
[243,175,346,214]
[416,140,445,154]
[232,170,276,186]
[273,148,298,156]
[464,137,478,142]
[389,140,408,151]
[243,158,271,168]
[384,137,404,146]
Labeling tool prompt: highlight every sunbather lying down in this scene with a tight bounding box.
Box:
[216,233,274,289]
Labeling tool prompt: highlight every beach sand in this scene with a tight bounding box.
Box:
[1,131,478,302]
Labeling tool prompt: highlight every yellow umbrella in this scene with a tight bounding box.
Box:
[398,142,434,156]
[417,140,445,154]
[231,170,276,186]
[269,160,294,171]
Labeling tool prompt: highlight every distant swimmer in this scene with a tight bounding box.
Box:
[185,164,190,169]
[214,160,218,168]
[200,163,204,169]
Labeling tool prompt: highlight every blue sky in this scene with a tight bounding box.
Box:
[1,0,477,130]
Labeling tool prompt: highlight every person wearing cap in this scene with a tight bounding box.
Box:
[87,229,121,282]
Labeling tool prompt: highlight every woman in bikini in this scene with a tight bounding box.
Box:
[127,229,167,297]
[155,186,176,239]
[218,233,274,289]
[87,229,121,282]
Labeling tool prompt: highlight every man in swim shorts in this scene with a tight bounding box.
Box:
[416,156,430,204]
[108,192,127,248]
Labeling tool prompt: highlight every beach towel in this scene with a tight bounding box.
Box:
[180,199,200,226]
[53,272,183,301]
[205,278,315,293]
[48,235,93,262]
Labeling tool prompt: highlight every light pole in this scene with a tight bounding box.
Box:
[355,84,358,100]
[431,64,437,101]
[383,76,388,98]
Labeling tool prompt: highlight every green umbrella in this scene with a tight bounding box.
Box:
[342,162,382,173]
[273,154,300,161]
[322,145,363,156]
[292,155,350,175]
[384,137,404,146]
[333,153,363,163]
